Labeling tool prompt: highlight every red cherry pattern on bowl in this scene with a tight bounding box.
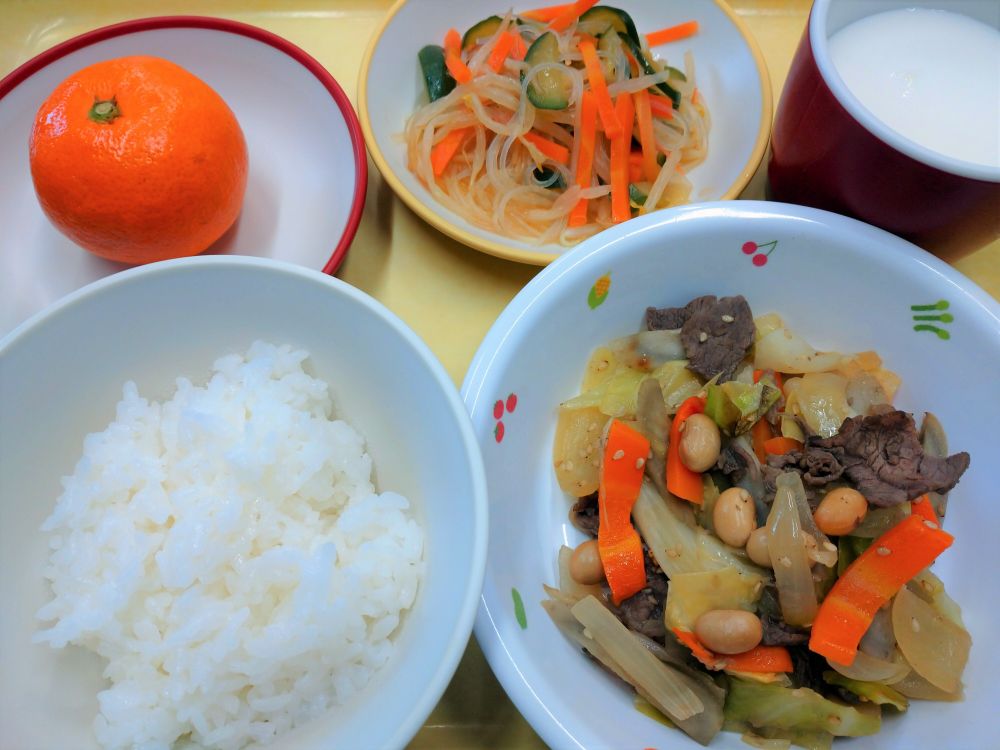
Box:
[494,392,517,443]
[741,239,778,267]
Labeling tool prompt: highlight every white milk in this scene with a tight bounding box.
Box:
[829,8,1000,168]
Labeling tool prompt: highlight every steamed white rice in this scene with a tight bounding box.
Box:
[35,341,424,750]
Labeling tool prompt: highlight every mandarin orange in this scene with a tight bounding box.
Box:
[29,56,248,264]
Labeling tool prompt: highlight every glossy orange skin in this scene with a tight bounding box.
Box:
[29,56,248,264]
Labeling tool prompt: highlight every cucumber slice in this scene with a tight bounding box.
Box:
[523,32,572,110]
[462,16,503,50]
[597,29,628,80]
[628,183,649,207]
[533,166,566,189]
[418,45,455,102]
[579,6,641,46]
[621,35,682,109]
[666,65,687,82]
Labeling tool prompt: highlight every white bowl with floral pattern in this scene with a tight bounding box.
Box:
[462,201,1000,750]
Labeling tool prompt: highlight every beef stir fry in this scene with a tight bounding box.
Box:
[545,295,971,748]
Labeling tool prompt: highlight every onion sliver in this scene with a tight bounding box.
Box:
[892,586,971,694]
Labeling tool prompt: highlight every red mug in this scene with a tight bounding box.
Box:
[768,0,1000,262]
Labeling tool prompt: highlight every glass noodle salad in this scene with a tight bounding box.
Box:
[406,3,709,245]
[546,294,972,748]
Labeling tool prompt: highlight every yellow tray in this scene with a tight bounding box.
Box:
[3,2,997,746]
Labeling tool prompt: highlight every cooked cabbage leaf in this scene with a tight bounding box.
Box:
[821,671,908,711]
[724,678,881,737]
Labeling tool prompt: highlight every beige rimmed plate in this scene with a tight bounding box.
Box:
[358,0,772,265]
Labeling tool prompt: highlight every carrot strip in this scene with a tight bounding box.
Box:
[487,31,518,72]
[569,90,598,227]
[764,436,803,456]
[430,127,472,177]
[648,94,675,120]
[627,152,643,184]
[809,514,954,666]
[673,629,793,673]
[519,2,574,22]
[443,28,473,84]
[722,645,794,673]
[910,494,938,525]
[598,420,650,605]
[667,396,705,503]
[633,89,659,182]
[645,20,700,47]
[610,92,634,224]
[510,34,529,61]
[443,27,462,56]
[521,131,571,164]
[446,54,473,84]
[750,418,774,464]
[549,0,599,31]
[579,39,622,138]
[672,628,716,668]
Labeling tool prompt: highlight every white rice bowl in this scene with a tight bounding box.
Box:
[34,341,424,750]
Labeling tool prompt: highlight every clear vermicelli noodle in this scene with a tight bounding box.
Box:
[405,6,711,246]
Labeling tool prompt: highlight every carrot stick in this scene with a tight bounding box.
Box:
[648,94,675,120]
[627,151,643,184]
[645,20,700,47]
[722,645,794,673]
[667,396,705,503]
[519,2,574,22]
[443,28,473,84]
[673,629,793,673]
[672,628,716,668]
[633,89,659,183]
[522,131,571,164]
[431,127,472,177]
[579,39,622,138]
[569,89,598,227]
[764,436,803,456]
[549,0,599,31]
[610,92,634,224]
[510,34,529,61]
[487,31,518,72]
[598,420,650,605]
[910,494,938,525]
[750,417,774,463]
[809,514,954,666]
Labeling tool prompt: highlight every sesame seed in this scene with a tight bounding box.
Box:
[779,556,792,568]
[911,618,921,633]
[635,457,646,469]
[876,546,891,556]
[587,422,598,432]
[612,449,625,460]
[923,520,939,529]
[564,460,574,471]
[698,332,709,343]
[721,314,734,323]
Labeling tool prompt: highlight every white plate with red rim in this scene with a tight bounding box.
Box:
[462,201,1000,750]
[0,16,367,337]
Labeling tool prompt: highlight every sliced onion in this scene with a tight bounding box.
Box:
[893,667,963,701]
[767,473,818,626]
[892,586,971,694]
[827,648,910,684]
[785,472,837,567]
[570,597,704,720]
